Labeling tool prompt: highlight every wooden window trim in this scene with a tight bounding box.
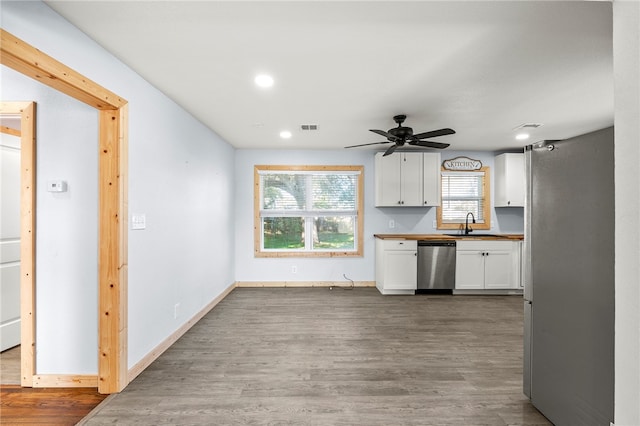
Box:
[254,165,364,258]
[436,166,491,231]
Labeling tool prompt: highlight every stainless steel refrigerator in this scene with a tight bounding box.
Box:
[523,127,614,426]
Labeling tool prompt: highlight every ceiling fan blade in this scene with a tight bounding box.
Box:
[369,129,393,138]
[344,141,391,149]
[383,144,399,156]
[409,140,451,149]
[412,128,456,139]
[370,129,400,142]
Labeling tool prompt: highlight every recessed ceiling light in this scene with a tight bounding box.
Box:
[516,133,530,141]
[279,130,292,139]
[254,74,274,88]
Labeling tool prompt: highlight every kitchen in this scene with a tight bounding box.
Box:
[1,1,638,425]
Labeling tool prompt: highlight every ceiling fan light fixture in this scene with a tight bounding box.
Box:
[254,74,274,88]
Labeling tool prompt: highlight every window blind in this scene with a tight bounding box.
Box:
[441,171,486,223]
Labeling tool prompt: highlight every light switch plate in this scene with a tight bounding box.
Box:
[131,213,146,230]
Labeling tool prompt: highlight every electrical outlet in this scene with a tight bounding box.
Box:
[291,265,297,274]
[174,303,180,319]
[389,219,395,229]
[433,220,437,228]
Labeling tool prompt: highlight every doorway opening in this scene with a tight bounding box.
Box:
[0,109,29,384]
[1,28,129,394]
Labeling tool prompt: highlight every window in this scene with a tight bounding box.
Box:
[254,165,364,257]
[437,167,491,230]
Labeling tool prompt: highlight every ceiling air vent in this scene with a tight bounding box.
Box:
[300,124,318,131]
[513,123,543,131]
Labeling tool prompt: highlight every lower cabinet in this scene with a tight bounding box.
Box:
[375,239,417,295]
[455,240,521,290]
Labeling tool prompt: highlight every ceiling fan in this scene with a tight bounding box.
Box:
[345,115,455,156]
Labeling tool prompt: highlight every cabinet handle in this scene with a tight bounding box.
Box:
[401,201,404,205]
[398,200,401,205]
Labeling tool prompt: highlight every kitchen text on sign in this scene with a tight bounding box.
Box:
[443,156,483,171]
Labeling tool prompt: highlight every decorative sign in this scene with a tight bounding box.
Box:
[443,156,483,171]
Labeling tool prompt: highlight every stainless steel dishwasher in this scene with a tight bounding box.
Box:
[417,240,456,292]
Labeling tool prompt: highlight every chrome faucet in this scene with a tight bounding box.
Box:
[465,212,476,235]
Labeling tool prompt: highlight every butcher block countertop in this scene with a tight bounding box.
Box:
[374,233,524,241]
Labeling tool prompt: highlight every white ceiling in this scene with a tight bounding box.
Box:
[45,1,613,152]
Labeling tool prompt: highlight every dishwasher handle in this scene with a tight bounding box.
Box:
[418,240,456,247]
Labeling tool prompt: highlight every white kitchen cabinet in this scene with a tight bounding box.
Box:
[375,152,441,207]
[455,240,520,290]
[422,152,441,206]
[375,152,422,206]
[455,250,486,289]
[494,153,525,207]
[375,239,417,295]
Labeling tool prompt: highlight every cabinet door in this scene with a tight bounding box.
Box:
[422,153,441,206]
[495,153,524,207]
[400,153,423,206]
[375,153,401,206]
[484,250,517,289]
[455,250,485,289]
[383,250,417,289]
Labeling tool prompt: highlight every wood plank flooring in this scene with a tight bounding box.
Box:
[1,346,21,385]
[81,288,550,425]
[0,385,107,425]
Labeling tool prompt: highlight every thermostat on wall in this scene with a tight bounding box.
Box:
[47,180,67,192]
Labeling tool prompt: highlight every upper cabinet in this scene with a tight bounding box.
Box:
[375,152,441,207]
[494,153,525,207]
[422,152,441,207]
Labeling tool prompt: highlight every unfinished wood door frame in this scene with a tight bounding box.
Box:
[1,29,128,394]
[0,102,35,386]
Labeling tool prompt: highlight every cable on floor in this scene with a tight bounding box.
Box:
[329,274,355,290]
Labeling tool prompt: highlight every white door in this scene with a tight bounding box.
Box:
[1,132,21,351]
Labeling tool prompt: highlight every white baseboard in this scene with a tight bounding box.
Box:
[453,289,523,296]
[235,281,375,288]
[127,281,236,384]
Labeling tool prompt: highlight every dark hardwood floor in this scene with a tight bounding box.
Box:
[79,288,550,425]
[0,385,107,425]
